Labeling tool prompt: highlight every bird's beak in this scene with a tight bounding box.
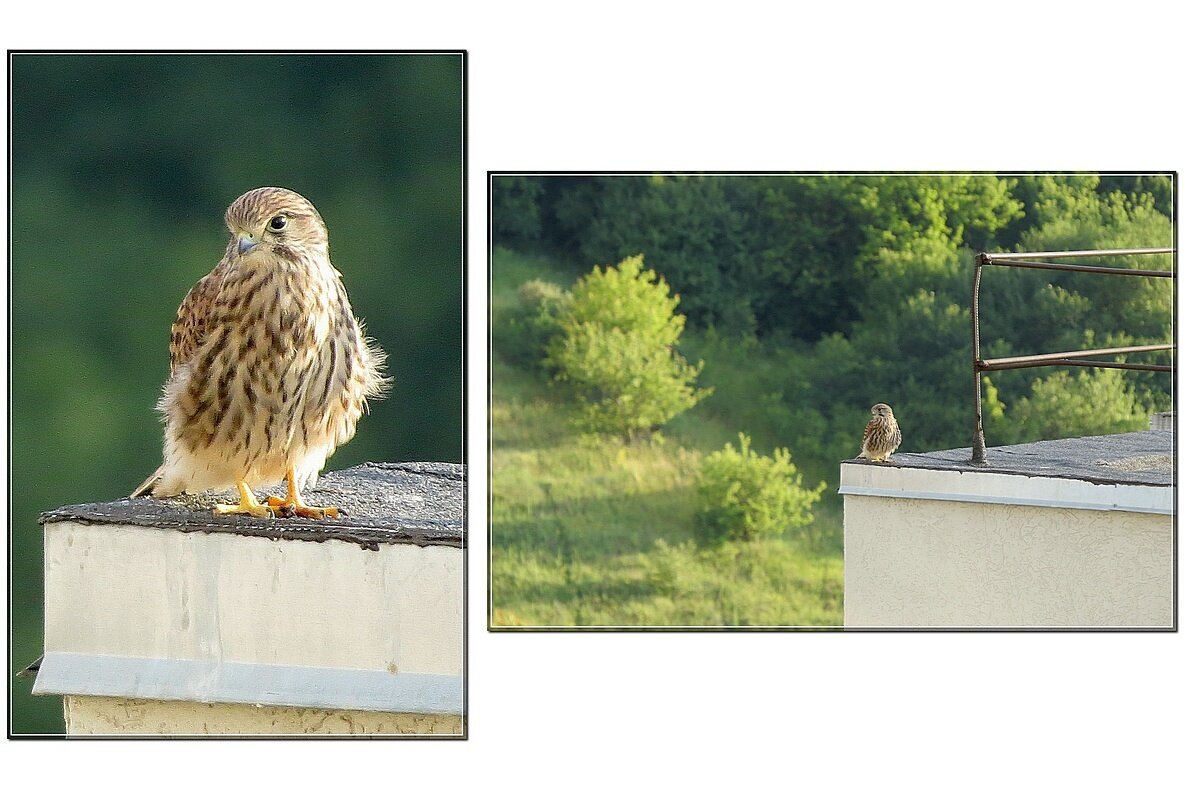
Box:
[237,233,258,255]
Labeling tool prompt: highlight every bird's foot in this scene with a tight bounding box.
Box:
[213,497,274,518]
[266,494,342,520]
[266,467,346,519]
[213,480,275,518]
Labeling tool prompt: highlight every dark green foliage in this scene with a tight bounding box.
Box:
[555,177,754,330]
[1097,174,1174,218]
[981,182,1174,418]
[546,255,713,436]
[497,171,1172,459]
[696,433,825,543]
[491,176,545,248]
[492,278,567,370]
[554,175,873,339]
[493,174,1035,341]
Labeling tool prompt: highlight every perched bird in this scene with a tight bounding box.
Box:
[132,187,388,518]
[858,403,902,462]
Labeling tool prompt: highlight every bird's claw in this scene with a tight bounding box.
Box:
[293,504,341,520]
[213,502,275,518]
[265,494,340,520]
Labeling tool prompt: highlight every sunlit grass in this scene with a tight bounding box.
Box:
[490,249,843,627]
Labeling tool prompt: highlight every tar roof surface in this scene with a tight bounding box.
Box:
[844,430,1173,487]
[39,462,464,549]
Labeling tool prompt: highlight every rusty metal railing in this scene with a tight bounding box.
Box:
[970,247,1176,465]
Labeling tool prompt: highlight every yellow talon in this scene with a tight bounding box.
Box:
[265,467,341,520]
[214,480,275,518]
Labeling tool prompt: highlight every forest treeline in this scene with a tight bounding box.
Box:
[492,174,1173,466]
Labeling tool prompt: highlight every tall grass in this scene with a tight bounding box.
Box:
[490,248,843,627]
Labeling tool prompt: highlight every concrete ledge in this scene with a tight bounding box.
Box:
[36,653,462,715]
[841,433,1174,628]
[841,461,1172,515]
[33,461,465,735]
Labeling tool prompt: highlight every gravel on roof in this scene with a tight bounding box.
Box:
[843,430,1172,487]
[38,462,465,549]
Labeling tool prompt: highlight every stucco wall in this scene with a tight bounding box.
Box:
[64,696,462,736]
[844,495,1173,628]
[38,520,463,722]
[44,521,462,676]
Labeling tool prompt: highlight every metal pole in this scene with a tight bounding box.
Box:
[971,254,987,465]
[980,258,1175,279]
[979,358,1173,373]
[980,247,1175,260]
[970,247,1175,468]
[978,343,1175,369]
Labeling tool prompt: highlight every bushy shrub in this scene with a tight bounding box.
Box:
[987,368,1150,444]
[696,433,825,543]
[493,278,567,370]
[545,255,713,437]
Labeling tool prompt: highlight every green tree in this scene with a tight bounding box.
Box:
[491,176,545,248]
[988,368,1150,444]
[546,255,713,437]
[855,174,1023,256]
[696,433,825,542]
[557,177,753,330]
[984,182,1173,412]
[1016,188,1172,342]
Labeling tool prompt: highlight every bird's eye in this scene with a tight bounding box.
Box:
[268,215,288,231]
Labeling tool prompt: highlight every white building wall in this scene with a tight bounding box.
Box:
[843,494,1173,628]
[37,520,463,731]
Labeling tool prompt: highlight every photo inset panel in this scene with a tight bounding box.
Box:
[11,51,465,737]
[489,171,1175,631]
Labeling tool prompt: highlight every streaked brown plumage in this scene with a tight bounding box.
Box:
[132,187,388,518]
[858,402,901,462]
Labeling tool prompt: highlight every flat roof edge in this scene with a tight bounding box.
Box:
[33,652,463,716]
[840,462,1174,515]
[37,461,466,548]
[38,512,463,548]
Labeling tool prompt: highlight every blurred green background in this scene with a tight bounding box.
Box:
[9,53,464,734]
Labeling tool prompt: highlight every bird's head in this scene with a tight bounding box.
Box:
[224,187,329,263]
[870,403,894,418]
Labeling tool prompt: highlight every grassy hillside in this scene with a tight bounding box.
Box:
[490,248,844,627]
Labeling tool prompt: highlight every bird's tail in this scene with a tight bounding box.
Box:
[131,465,165,498]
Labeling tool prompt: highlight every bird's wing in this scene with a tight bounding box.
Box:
[130,463,165,498]
[856,420,872,457]
[168,265,225,371]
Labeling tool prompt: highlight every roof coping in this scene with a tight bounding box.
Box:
[843,430,1172,488]
[38,461,465,549]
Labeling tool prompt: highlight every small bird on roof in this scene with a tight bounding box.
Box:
[858,403,902,462]
[132,187,389,519]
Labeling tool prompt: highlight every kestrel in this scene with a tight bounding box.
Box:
[858,403,902,462]
[132,187,388,518]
